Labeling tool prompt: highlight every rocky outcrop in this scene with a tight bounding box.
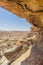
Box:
[0,0,43,28]
[21,28,43,65]
[21,45,43,65]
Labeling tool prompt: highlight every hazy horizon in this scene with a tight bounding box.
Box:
[0,7,32,31]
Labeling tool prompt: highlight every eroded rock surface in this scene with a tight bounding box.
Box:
[21,45,43,65]
[0,0,43,28]
[21,28,43,65]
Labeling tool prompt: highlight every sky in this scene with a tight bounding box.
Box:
[0,7,31,31]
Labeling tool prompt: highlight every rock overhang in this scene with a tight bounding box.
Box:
[0,0,43,29]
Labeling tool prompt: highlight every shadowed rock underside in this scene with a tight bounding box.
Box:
[0,0,43,28]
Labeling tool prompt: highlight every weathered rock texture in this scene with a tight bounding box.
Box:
[21,28,43,65]
[0,0,43,65]
[0,0,43,28]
